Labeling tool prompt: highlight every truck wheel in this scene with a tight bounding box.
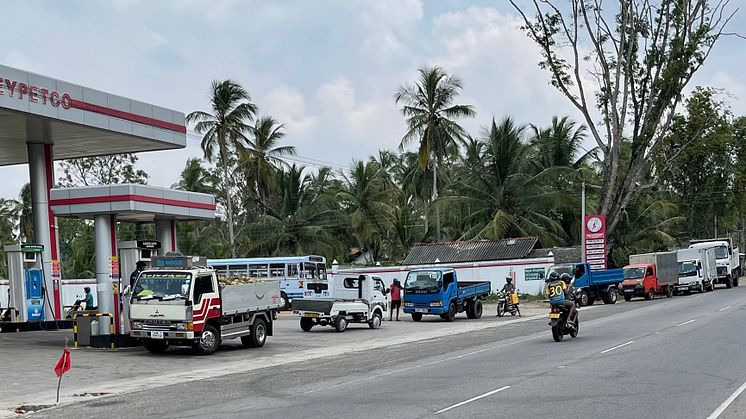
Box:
[734,276,740,287]
[587,297,597,306]
[623,295,632,302]
[193,324,220,355]
[334,317,348,333]
[444,303,457,322]
[604,289,618,304]
[466,301,476,319]
[726,277,733,289]
[143,338,169,354]
[242,318,267,348]
[644,289,655,300]
[300,317,314,332]
[472,300,483,319]
[279,292,290,311]
[577,291,589,307]
[411,313,423,322]
[368,312,382,329]
[666,286,673,298]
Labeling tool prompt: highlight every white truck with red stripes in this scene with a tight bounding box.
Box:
[128,256,281,355]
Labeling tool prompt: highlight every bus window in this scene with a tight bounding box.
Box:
[270,263,285,278]
[249,264,269,278]
[304,263,317,279]
[317,263,327,279]
[227,264,248,277]
[288,264,299,278]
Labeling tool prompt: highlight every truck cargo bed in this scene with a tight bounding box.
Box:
[292,298,362,313]
[221,281,282,315]
[456,281,491,299]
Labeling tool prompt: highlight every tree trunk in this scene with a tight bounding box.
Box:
[220,144,236,258]
[432,160,441,242]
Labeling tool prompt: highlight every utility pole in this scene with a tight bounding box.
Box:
[581,181,586,262]
[433,160,441,242]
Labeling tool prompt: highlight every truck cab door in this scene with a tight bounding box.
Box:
[645,266,655,287]
[369,277,386,303]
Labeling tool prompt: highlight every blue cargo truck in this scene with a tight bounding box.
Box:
[548,263,624,307]
[402,268,491,322]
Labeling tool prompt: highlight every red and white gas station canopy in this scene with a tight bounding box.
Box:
[0,64,186,165]
[50,184,215,222]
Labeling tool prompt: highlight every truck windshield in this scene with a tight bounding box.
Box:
[132,272,192,301]
[678,261,697,277]
[714,246,729,259]
[404,271,441,293]
[623,268,645,279]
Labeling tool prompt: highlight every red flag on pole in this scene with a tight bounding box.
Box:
[54,348,71,377]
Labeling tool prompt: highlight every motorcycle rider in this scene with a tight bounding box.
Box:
[501,277,516,294]
[545,272,577,331]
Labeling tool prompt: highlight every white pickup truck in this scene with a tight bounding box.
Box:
[292,274,387,332]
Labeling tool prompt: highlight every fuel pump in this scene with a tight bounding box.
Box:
[4,244,46,322]
[117,240,160,334]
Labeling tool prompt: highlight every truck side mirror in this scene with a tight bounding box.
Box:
[697,262,702,270]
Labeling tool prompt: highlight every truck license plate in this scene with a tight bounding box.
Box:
[415,309,428,313]
[150,331,164,339]
[303,313,320,318]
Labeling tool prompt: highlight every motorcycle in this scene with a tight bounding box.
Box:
[496,291,521,317]
[548,305,579,342]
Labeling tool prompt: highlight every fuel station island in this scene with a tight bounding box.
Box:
[0,63,216,341]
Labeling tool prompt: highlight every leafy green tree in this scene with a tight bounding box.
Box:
[395,66,475,241]
[510,0,736,240]
[58,154,148,187]
[174,158,216,194]
[240,116,296,206]
[187,80,257,257]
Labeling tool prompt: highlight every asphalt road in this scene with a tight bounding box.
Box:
[33,286,746,419]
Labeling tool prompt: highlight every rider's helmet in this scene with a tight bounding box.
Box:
[560,273,572,284]
[84,286,91,293]
[547,271,560,283]
[506,277,512,283]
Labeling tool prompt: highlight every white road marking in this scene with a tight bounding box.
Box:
[600,340,635,354]
[434,386,511,414]
[707,379,746,419]
[676,319,696,327]
[719,306,732,312]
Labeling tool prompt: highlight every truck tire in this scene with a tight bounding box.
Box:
[666,286,673,298]
[624,295,632,302]
[734,276,740,287]
[193,324,220,355]
[577,291,589,307]
[603,289,618,304]
[645,289,654,300]
[300,317,314,332]
[368,312,382,329]
[279,292,290,311]
[587,297,596,306]
[471,300,483,319]
[242,318,267,348]
[143,338,169,354]
[411,313,423,322]
[444,303,457,322]
[334,316,348,333]
[726,277,733,289]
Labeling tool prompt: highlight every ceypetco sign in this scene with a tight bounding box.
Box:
[0,78,72,109]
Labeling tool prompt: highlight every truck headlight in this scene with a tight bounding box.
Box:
[404,302,414,307]
[430,301,443,307]
[131,321,143,330]
[176,322,193,331]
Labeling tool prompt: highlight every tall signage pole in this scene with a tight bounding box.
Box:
[581,182,586,262]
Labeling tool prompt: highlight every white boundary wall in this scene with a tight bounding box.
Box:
[333,256,555,295]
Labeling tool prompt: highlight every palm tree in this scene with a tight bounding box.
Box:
[529,116,595,173]
[187,80,257,257]
[174,158,216,194]
[337,161,395,261]
[240,116,296,206]
[395,66,475,241]
[452,117,566,245]
[249,165,340,257]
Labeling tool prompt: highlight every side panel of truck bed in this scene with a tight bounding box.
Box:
[630,252,678,286]
[588,269,624,286]
[456,281,491,299]
[221,281,282,316]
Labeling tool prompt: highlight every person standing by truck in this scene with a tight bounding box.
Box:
[388,279,402,321]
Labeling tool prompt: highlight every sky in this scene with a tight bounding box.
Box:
[0,0,744,200]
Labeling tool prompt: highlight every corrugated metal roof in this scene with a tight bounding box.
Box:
[403,238,539,265]
[527,247,582,264]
